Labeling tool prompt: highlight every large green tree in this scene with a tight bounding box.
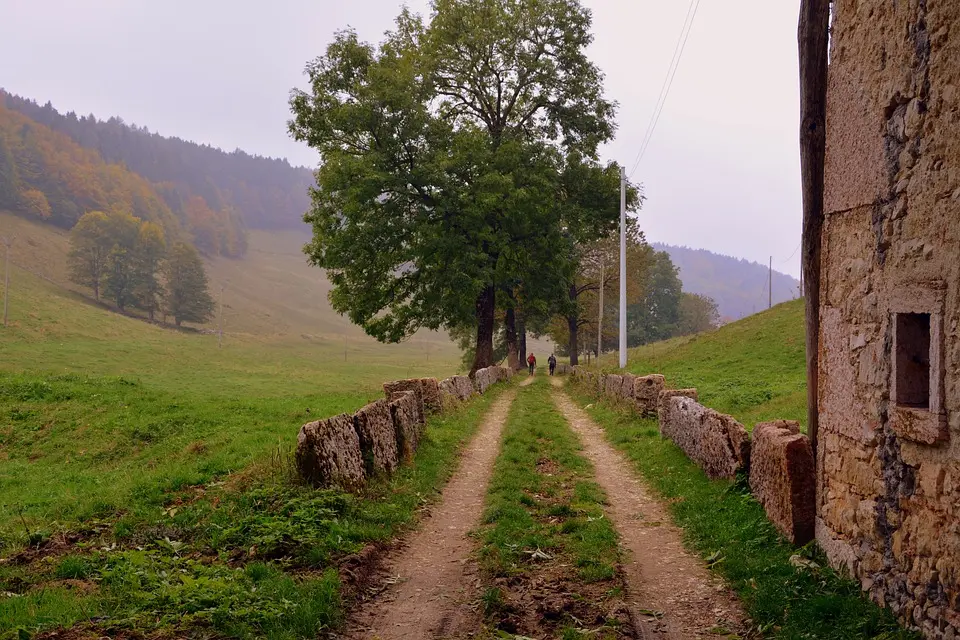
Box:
[163,243,214,327]
[289,0,624,372]
[131,221,167,321]
[102,210,143,311]
[67,210,114,300]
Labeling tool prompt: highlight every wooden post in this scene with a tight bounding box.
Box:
[798,0,831,456]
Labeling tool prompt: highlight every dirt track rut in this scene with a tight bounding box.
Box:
[345,387,519,639]
[549,378,747,638]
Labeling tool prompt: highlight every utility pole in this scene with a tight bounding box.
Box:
[2,236,10,328]
[597,259,604,363]
[217,284,225,348]
[768,256,773,309]
[619,165,626,369]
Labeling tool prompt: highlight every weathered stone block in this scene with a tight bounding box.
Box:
[389,391,420,462]
[749,420,815,545]
[296,414,365,490]
[634,374,665,416]
[417,377,441,414]
[353,399,399,475]
[383,380,426,424]
[658,396,749,480]
[453,375,475,400]
[619,373,636,404]
[604,374,623,400]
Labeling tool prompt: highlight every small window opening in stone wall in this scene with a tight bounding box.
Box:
[895,312,931,409]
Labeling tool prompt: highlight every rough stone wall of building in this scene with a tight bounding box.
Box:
[819,2,960,635]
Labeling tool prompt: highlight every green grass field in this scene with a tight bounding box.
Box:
[598,298,807,429]
[0,259,461,546]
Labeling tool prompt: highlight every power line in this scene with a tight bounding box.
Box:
[629,0,702,178]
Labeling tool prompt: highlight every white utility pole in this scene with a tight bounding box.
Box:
[597,259,604,362]
[2,236,10,328]
[619,165,627,369]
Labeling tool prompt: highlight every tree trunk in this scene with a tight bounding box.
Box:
[567,314,579,365]
[799,0,830,458]
[505,306,519,370]
[518,314,527,369]
[471,285,496,375]
[568,284,580,365]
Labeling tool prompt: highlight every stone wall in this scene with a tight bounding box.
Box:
[658,395,750,480]
[571,367,819,551]
[818,2,960,636]
[296,372,509,490]
[750,421,815,545]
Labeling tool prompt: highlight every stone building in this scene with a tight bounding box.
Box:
[816,2,960,636]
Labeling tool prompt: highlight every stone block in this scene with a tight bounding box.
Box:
[749,420,815,545]
[438,377,458,405]
[383,380,426,424]
[417,377,441,414]
[389,390,421,462]
[604,374,623,400]
[658,395,750,480]
[353,399,399,475]
[296,414,365,490]
[619,373,637,404]
[634,374,665,416]
[657,388,698,421]
[453,375,475,400]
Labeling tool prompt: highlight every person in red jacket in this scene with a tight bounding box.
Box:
[527,352,536,376]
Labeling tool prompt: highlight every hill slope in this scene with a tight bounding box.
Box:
[617,297,806,429]
[653,243,800,321]
[0,209,457,347]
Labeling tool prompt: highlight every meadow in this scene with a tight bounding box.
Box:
[0,255,460,545]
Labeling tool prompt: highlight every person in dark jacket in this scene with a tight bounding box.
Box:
[548,354,557,375]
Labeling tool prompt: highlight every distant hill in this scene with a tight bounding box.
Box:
[0,90,316,256]
[653,243,800,321]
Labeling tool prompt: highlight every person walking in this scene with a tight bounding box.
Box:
[527,352,536,376]
[548,353,557,376]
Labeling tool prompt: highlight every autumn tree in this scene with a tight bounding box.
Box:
[131,221,167,320]
[163,243,214,327]
[103,210,142,311]
[290,0,627,373]
[0,134,20,211]
[676,292,720,335]
[68,211,113,300]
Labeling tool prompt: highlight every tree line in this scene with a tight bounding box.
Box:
[289,0,719,372]
[68,210,215,327]
[0,98,246,258]
[1,89,315,237]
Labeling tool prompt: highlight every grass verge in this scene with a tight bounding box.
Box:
[0,384,507,639]
[569,386,917,640]
[476,377,630,639]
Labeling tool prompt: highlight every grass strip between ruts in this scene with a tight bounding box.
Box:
[476,376,628,639]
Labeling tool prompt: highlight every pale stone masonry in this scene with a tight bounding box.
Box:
[818,3,960,636]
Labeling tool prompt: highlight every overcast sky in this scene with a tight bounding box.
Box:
[0,0,803,276]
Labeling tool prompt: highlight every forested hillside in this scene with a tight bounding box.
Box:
[0,90,315,253]
[653,243,800,321]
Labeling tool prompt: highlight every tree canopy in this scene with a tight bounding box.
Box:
[290,0,635,372]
